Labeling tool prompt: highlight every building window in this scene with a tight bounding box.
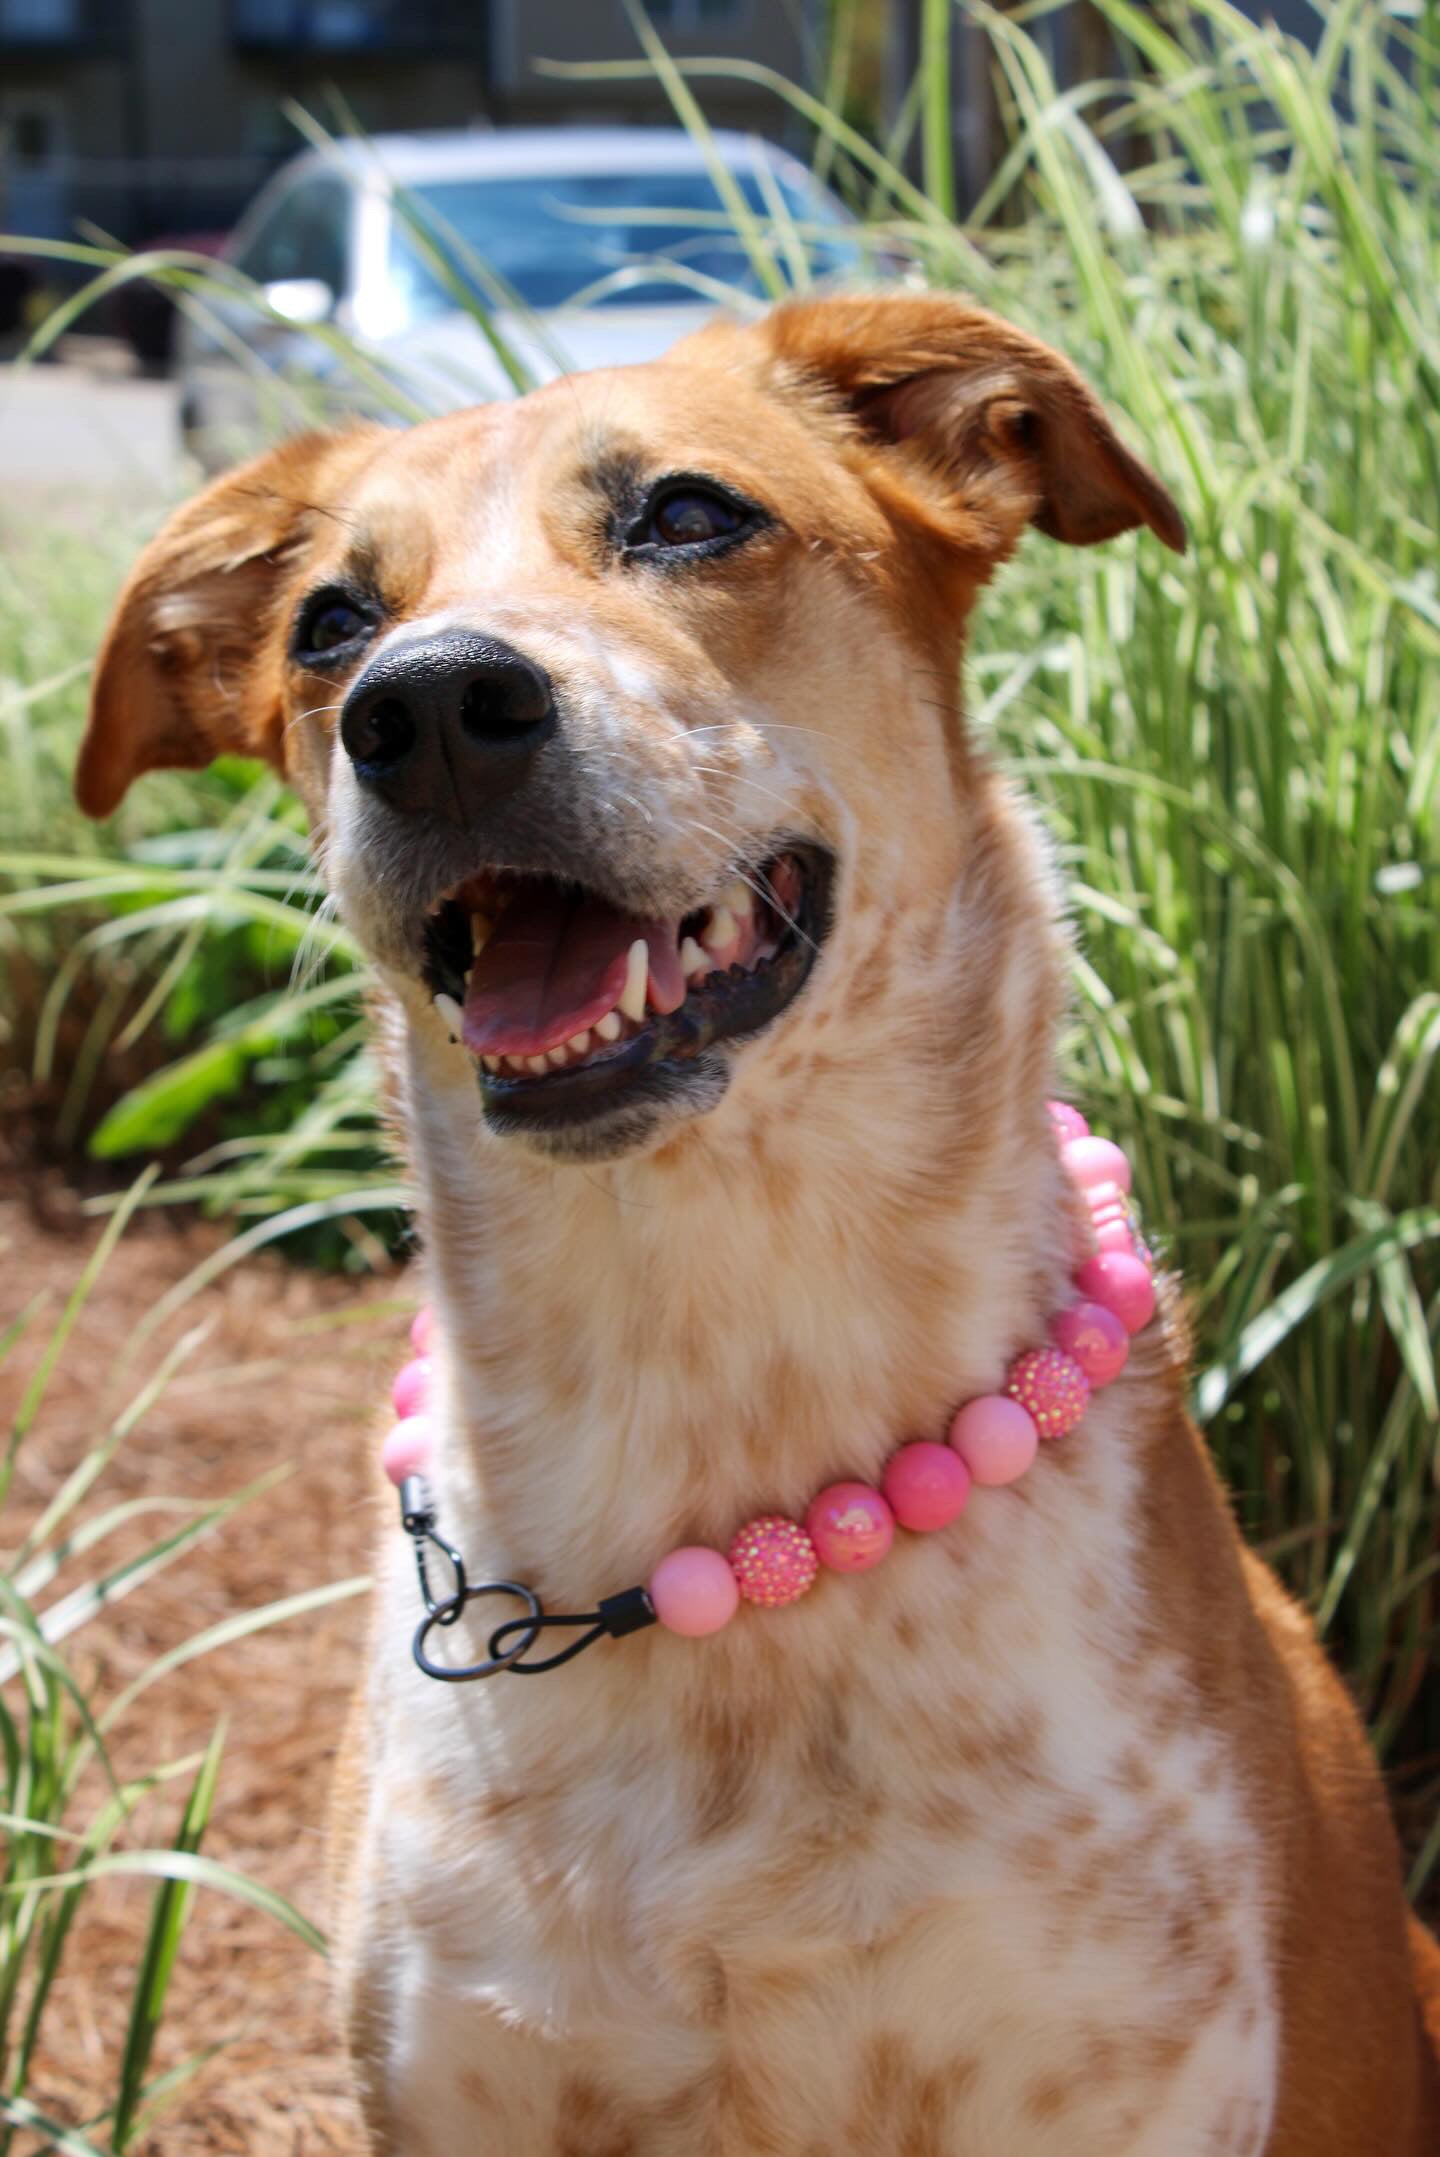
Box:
[0,0,80,35]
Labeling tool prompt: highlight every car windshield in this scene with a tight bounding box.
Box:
[384,166,859,317]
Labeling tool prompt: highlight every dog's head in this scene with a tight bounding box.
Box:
[77,295,1182,1162]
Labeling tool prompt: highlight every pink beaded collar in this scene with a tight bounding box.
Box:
[385,1103,1157,1681]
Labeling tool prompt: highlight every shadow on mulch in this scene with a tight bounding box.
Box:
[0,1177,405,2155]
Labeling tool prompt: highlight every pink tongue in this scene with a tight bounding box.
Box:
[460,887,684,1057]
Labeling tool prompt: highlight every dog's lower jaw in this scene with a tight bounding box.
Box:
[480,1048,733,1161]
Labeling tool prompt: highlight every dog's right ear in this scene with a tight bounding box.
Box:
[76,426,383,819]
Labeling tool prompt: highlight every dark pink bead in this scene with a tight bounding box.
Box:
[881,1442,972,1532]
[804,1482,896,1572]
[1051,1300,1129,1388]
[1075,1250,1156,1335]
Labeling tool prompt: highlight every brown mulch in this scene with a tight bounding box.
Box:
[0,1179,403,2155]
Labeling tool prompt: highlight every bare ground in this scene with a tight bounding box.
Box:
[0,1179,399,2154]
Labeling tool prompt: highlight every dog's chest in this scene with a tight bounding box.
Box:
[362,1413,1279,2156]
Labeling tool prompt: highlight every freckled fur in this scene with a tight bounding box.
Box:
[78,295,1438,2154]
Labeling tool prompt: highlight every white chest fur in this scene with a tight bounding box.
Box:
[357,1376,1278,2157]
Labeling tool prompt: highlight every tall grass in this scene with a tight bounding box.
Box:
[1,0,1436,1866]
[0,1181,366,2150]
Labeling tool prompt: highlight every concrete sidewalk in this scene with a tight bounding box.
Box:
[0,348,182,513]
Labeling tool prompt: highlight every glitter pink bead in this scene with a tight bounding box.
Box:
[1047,1100,1090,1144]
[1006,1346,1090,1440]
[381,1415,434,1486]
[1052,1300,1129,1388]
[1061,1135,1132,1193]
[409,1304,434,1354]
[391,1356,432,1420]
[948,1395,1038,1486]
[1075,1250,1156,1336]
[727,1516,818,1607]
[804,1482,896,1572]
[648,1547,740,1637]
[882,1442,972,1532]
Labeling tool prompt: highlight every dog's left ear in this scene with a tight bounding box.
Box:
[762,294,1186,556]
[76,425,383,819]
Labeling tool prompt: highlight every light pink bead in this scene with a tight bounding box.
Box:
[391,1356,432,1420]
[409,1304,434,1354]
[1006,1346,1090,1439]
[381,1415,434,1486]
[1052,1300,1129,1388]
[1047,1100,1090,1144]
[882,1442,972,1532]
[949,1395,1039,1486]
[1061,1135,1132,1193]
[1093,1213,1139,1255]
[804,1482,896,1572]
[648,1546,740,1637]
[1075,1250,1156,1335]
[727,1516,819,1607]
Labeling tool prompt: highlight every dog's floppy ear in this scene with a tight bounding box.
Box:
[76,426,383,819]
[763,294,1186,556]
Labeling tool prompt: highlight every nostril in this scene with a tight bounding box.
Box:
[460,665,552,743]
[349,695,416,774]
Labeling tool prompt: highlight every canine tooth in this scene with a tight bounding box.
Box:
[481,1054,501,1073]
[702,905,737,953]
[526,1054,548,1075]
[679,936,707,979]
[619,938,648,1022]
[433,992,463,1036]
[721,880,753,917]
[595,1010,622,1043]
[567,1029,591,1054]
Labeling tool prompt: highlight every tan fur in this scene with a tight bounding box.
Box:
[79,295,1437,2154]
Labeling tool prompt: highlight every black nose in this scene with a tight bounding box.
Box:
[339,631,555,819]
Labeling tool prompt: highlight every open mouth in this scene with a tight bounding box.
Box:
[419,844,834,1129]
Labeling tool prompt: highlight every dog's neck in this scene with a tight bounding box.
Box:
[395,774,1082,1603]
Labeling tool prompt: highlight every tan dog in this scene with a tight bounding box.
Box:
[78,295,1440,2155]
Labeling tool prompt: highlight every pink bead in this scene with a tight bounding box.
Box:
[391,1356,432,1420]
[804,1482,896,1572]
[1047,1100,1090,1143]
[1051,1300,1129,1388]
[1006,1346,1090,1440]
[381,1415,434,1486]
[1075,1250,1156,1336]
[948,1394,1039,1486]
[1061,1136,1132,1194]
[881,1442,972,1532]
[727,1516,819,1607]
[648,1546,740,1637]
[409,1304,434,1354]
[1093,1213,1139,1255]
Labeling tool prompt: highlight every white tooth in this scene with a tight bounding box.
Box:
[680,936,707,979]
[702,905,737,953]
[619,938,649,1022]
[481,1054,501,1073]
[471,910,494,955]
[526,1054,548,1075]
[505,1054,527,1072]
[567,1029,591,1055]
[434,992,463,1036]
[595,1010,622,1043]
[547,1047,568,1068]
[721,880,753,918]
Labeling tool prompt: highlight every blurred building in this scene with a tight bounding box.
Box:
[0,0,818,254]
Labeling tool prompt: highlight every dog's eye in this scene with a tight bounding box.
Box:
[630,485,751,555]
[295,592,373,660]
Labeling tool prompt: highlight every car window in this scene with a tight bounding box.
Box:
[232,177,350,295]
[384,167,859,319]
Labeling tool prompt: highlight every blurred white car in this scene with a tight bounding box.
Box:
[176,127,862,467]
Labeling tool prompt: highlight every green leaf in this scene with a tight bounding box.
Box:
[87,1041,250,1159]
